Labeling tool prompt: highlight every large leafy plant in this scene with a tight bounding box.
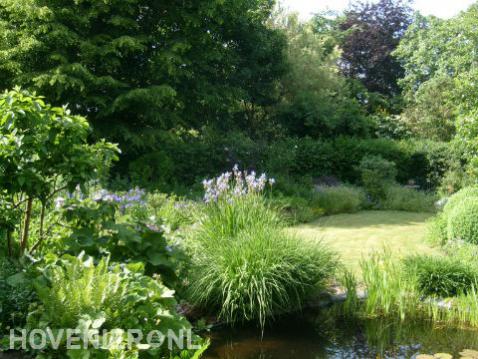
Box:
[55,191,186,287]
[0,88,118,256]
[26,254,207,358]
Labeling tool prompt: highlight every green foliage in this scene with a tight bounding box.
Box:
[119,131,451,193]
[188,170,337,329]
[400,76,456,141]
[189,226,337,329]
[0,0,287,172]
[382,185,436,213]
[269,195,324,225]
[199,192,278,242]
[395,7,478,177]
[372,113,412,140]
[56,193,186,287]
[427,187,478,245]
[27,254,206,357]
[359,155,397,201]
[447,198,478,244]
[316,186,366,215]
[0,88,118,256]
[404,255,478,297]
[275,13,370,138]
[443,186,478,215]
[426,214,448,245]
[0,257,34,330]
[340,270,360,317]
[361,251,419,320]
[359,251,478,329]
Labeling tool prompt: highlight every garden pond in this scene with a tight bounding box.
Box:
[204,311,478,359]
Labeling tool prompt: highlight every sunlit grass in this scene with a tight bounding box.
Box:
[291,210,440,276]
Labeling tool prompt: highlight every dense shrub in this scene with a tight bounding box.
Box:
[315,186,366,215]
[426,214,448,245]
[382,185,436,212]
[447,198,478,244]
[56,193,184,287]
[27,254,206,357]
[359,155,397,201]
[269,195,324,224]
[401,140,455,190]
[427,187,478,244]
[122,132,452,195]
[404,255,478,297]
[0,89,118,257]
[0,257,34,330]
[443,186,478,215]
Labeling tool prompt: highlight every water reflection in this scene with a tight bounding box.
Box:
[205,311,478,359]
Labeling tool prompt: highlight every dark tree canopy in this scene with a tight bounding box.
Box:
[340,0,413,97]
[0,0,287,163]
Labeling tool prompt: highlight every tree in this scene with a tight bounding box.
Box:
[0,0,287,175]
[395,6,478,142]
[0,88,118,256]
[340,0,413,98]
[274,13,370,138]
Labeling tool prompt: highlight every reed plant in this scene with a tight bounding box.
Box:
[358,250,478,329]
[360,251,420,321]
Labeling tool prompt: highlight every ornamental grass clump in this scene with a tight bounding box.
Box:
[189,166,337,329]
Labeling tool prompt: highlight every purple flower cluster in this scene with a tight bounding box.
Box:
[202,165,275,203]
[93,187,146,209]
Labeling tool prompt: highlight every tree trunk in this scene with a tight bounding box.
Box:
[21,197,33,254]
[6,231,12,257]
[31,203,45,253]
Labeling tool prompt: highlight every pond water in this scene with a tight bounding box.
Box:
[204,312,478,359]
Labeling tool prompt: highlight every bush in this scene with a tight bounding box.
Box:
[359,155,397,201]
[122,132,452,195]
[269,195,324,224]
[404,255,478,297]
[426,214,448,245]
[0,257,34,330]
[315,185,366,215]
[57,194,184,287]
[447,197,478,244]
[189,226,337,329]
[382,185,436,212]
[27,254,207,357]
[426,186,478,245]
[443,186,478,215]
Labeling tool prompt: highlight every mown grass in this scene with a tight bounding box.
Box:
[291,210,440,275]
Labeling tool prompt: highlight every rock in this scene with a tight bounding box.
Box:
[460,349,478,358]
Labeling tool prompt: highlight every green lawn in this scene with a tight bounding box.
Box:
[291,210,441,275]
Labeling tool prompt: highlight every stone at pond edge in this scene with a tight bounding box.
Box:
[460,349,478,358]
[434,354,453,359]
[416,354,452,359]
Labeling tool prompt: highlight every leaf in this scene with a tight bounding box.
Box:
[6,272,28,287]
[147,252,169,266]
[92,316,106,329]
[67,348,90,359]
